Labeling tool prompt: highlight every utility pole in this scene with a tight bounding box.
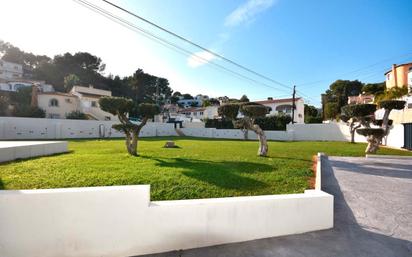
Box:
[291,85,296,124]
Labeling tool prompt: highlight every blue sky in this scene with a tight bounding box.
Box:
[1,0,412,106]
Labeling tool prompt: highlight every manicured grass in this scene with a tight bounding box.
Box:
[0,138,411,200]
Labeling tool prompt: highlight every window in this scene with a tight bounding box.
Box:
[49,98,59,107]
[200,112,204,115]
[65,98,72,103]
[276,104,293,113]
[387,73,391,80]
[14,66,19,70]
[91,101,97,107]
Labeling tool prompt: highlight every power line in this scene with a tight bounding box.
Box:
[297,52,412,87]
[74,0,292,95]
[100,0,292,90]
[77,0,321,105]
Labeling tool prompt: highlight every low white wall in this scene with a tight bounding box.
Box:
[0,141,68,163]
[384,124,404,148]
[0,117,405,149]
[0,117,178,140]
[181,128,291,141]
[0,186,333,257]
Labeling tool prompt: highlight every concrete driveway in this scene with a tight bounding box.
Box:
[141,156,412,257]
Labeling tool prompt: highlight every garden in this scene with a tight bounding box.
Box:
[1,138,410,201]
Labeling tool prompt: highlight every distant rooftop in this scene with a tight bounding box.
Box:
[255,97,302,105]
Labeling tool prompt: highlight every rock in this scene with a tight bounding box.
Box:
[164,141,176,148]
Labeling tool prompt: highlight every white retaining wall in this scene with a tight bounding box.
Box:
[0,186,333,257]
[0,141,68,163]
[0,117,404,149]
[0,117,178,140]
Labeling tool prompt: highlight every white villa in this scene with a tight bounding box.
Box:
[255,97,305,123]
[0,60,23,80]
[177,94,209,108]
[37,85,117,120]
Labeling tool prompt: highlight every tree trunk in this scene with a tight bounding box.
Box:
[252,124,268,157]
[381,109,391,135]
[125,132,138,156]
[242,129,249,140]
[350,123,361,143]
[365,135,382,154]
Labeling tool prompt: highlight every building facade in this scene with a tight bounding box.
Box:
[37,85,116,120]
[385,62,412,90]
[347,94,374,105]
[0,60,23,80]
[254,97,305,124]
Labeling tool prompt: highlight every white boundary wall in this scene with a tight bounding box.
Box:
[0,185,333,257]
[0,117,404,149]
[0,117,177,139]
[0,141,68,163]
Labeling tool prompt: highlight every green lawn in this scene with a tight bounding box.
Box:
[1,138,411,200]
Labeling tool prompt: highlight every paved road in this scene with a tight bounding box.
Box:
[141,156,412,257]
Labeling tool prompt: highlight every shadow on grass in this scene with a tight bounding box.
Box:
[141,156,273,190]
[0,178,4,190]
[140,156,412,257]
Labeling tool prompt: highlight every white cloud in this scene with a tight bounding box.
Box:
[187,51,218,68]
[224,0,276,27]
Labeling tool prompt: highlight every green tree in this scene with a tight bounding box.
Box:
[99,97,160,155]
[10,87,32,106]
[341,104,376,143]
[0,96,9,116]
[324,102,339,120]
[218,103,270,156]
[182,93,193,99]
[362,82,385,95]
[13,105,45,118]
[239,95,250,102]
[63,74,80,92]
[322,80,363,120]
[356,100,405,153]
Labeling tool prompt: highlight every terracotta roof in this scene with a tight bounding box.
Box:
[254,97,302,104]
[38,92,76,97]
[384,62,412,75]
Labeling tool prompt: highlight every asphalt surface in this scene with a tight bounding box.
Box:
[139,156,412,257]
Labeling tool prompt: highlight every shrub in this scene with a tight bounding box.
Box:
[66,110,88,120]
[14,105,45,118]
[255,115,292,130]
[305,116,323,124]
[379,100,406,110]
[205,119,234,129]
[341,104,377,118]
[218,103,239,120]
[356,128,385,137]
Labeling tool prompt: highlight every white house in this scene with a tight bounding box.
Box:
[254,97,305,123]
[177,94,209,108]
[37,85,116,120]
[0,60,23,80]
[178,107,206,120]
[0,80,54,92]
